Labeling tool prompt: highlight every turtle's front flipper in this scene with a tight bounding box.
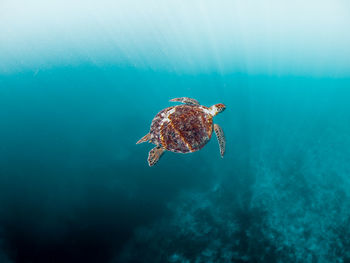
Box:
[170,97,199,105]
[214,124,225,157]
[148,146,165,166]
[136,133,151,144]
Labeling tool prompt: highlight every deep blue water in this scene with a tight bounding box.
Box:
[1,1,350,262]
[1,68,350,262]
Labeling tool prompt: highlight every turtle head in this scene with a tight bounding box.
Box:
[209,103,226,116]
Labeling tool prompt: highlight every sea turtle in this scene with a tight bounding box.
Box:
[136,97,226,166]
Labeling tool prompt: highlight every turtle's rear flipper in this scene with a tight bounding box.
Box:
[214,124,225,157]
[170,97,199,105]
[136,133,151,144]
[148,146,165,166]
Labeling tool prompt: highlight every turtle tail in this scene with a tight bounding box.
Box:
[136,133,151,144]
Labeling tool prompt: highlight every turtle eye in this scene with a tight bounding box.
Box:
[216,103,226,113]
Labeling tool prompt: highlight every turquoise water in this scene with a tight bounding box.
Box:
[1,1,350,263]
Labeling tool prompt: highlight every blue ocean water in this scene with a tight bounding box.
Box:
[1,1,350,263]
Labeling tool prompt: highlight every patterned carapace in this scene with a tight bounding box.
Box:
[137,97,226,167]
[150,105,213,153]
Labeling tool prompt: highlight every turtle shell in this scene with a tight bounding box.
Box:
[149,105,213,153]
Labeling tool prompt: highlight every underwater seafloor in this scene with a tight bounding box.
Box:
[1,1,350,263]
